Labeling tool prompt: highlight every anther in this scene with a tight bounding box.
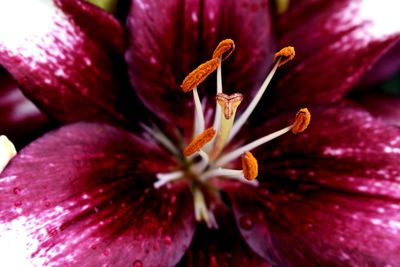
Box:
[184,128,216,156]
[274,46,295,67]
[292,108,311,134]
[212,39,235,61]
[241,151,258,181]
[0,135,16,173]
[181,58,220,92]
[216,93,243,120]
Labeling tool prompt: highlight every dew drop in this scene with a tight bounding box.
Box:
[103,249,110,257]
[45,201,51,207]
[90,245,97,250]
[14,201,22,207]
[239,214,254,230]
[132,260,143,267]
[13,187,21,194]
[163,236,172,245]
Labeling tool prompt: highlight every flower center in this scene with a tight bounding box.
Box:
[145,40,309,228]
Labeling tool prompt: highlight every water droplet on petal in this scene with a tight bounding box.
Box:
[14,201,22,207]
[90,245,97,250]
[239,214,254,230]
[103,249,110,257]
[163,236,172,245]
[45,201,51,207]
[13,187,21,194]
[132,260,143,267]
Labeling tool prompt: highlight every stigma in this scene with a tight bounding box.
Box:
[148,39,309,227]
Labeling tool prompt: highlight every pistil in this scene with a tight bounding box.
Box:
[210,93,243,159]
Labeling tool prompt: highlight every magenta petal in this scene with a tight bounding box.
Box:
[268,0,400,113]
[0,122,195,266]
[0,1,132,126]
[352,92,400,127]
[177,209,271,267]
[228,184,400,266]
[224,106,400,266]
[0,69,50,144]
[126,0,275,127]
[55,0,125,53]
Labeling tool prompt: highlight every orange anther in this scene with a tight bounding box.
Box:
[292,108,311,134]
[216,93,243,120]
[183,128,216,156]
[273,46,295,67]
[181,58,220,92]
[241,151,258,181]
[212,39,235,61]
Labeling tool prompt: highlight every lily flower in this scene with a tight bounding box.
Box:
[0,0,400,266]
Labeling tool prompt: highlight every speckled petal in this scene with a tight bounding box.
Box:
[177,209,271,267]
[267,0,400,114]
[225,106,400,266]
[0,122,195,267]
[0,0,134,126]
[0,69,50,146]
[126,0,274,128]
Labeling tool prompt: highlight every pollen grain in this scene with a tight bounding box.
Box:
[274,46,295,67]
[292,108,311,134]
[241,151,258,181]
[183,128,217,156]
[212,39,235,61]
[181,58,220,92]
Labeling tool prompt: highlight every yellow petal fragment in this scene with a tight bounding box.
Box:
[0,135,17,172]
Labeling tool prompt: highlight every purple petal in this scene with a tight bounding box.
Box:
[0,1,134,126]
[351,92,400,127]
[0,69,50,145]
[0,122,195,266]
[177,208,271,267]
[267,0,400,113]
[224,106,400,266]
[228,183,400,266]
[126,0,275,127]
[55,0,125,52]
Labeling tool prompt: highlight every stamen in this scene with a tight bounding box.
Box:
[215,125,292,167]
[181,58,220,92]
[190,150,209,174]
[194,188,218,228]
[154,171,184,189]
[184,127,216,157]
[200,167,259,186]
[211,93,243,158]
[212,39,235,61]
[292,108,311,134]
[141,123,180,156]
[241,151,258,181]
[229,60,280,141]
[273,46,295,67]
[0,135,16,173]
[229,46,295,142]
[192,87,205,135]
